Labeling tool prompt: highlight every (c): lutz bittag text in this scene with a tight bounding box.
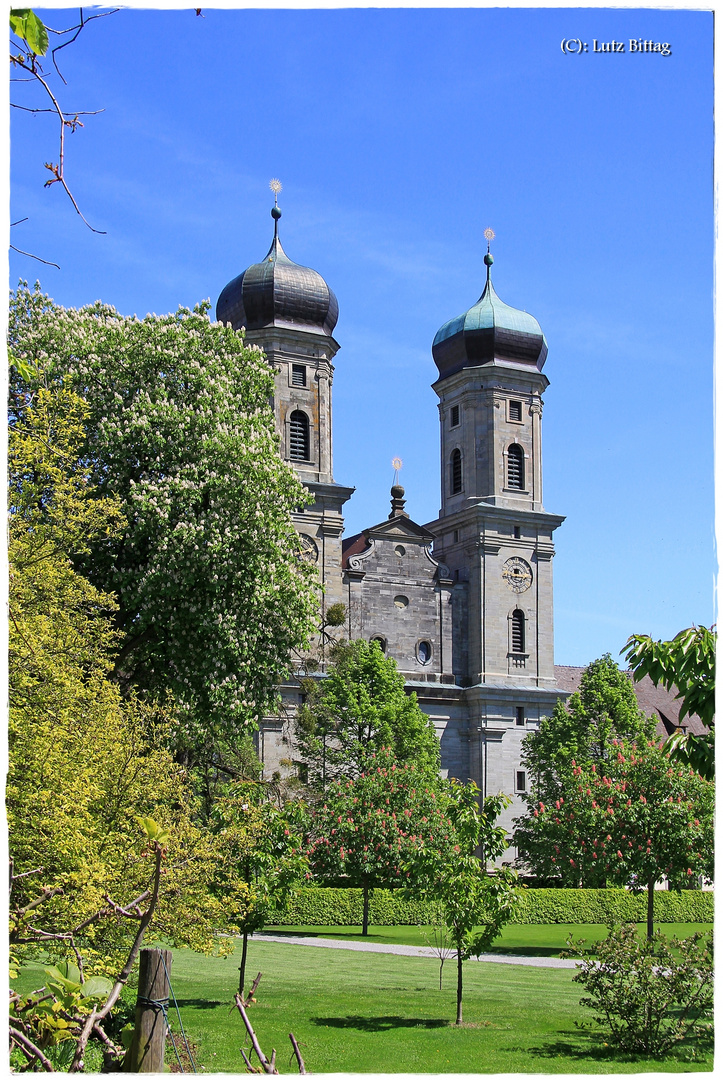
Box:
[561,38,672,56]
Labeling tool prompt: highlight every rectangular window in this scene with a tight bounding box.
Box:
[453,529,459,543]
[450,404,460,427]
[516,706,525,726]
[292,364,307,387]
[509,400,522,422]
[514,526,521,539]
[516,770,526,792]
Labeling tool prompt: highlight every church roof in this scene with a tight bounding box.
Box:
[216,206,338,336]
[432,253,547,378]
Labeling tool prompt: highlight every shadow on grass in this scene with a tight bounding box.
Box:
[171,999,226,1010]
[311,1015,449,1032]
[518,1031,714,1066]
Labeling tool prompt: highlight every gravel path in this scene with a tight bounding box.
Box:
[255,933,577,969]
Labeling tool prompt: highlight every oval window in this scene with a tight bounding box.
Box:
[394,595,409,609]
[395,545,406,558]
[417,640,432,664]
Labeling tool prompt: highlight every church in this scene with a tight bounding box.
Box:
[215,195,683,843]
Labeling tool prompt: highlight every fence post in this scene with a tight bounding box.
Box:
[124,947,172,1072]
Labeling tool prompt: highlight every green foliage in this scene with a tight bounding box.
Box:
[623,626,716,780]
[271,885,713,926]
[564,924,713,1057]
[8,383,235,978]
[9,283,319,741]
[10,8,48,54]
[296,639,440,788]
[521,656,656,802]
[210,784,308,937]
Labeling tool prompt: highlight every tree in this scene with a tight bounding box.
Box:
[623,626,715,780]
[306,747,451,935]
[8,382,233,987]
[210,782,308,997]
[514,737,713,939]
[295,639,440,789]
[410,785,518,1024]
[9,283,319,745]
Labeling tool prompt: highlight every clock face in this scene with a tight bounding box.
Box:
[502,556,532,593]
[299,534,319,564]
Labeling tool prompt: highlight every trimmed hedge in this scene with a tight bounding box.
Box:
[270,886,713,927]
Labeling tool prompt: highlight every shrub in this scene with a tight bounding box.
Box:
[269,887,712,926]
[564,923,713,1056]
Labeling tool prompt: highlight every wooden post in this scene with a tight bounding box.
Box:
[124,948,172,1073]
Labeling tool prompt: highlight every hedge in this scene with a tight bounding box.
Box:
[270,886,713,926]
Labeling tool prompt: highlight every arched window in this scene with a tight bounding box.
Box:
[370,636,387,654]
[451,448,462,495]
[507,444,524,489]
[289,410,310,461]
[511,609,525,653]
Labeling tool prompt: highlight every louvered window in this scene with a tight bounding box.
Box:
[292,364,306,387]
[507,444,524,489]
[289,410,309,460]
[450,404,460,427]
[451,449,462,495]
[509,400,522,422]
[511,609,525,653]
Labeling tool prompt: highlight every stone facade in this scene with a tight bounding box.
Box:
[217,216,570,846]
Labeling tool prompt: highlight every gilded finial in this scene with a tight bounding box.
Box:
[270,178,282,235]
[391,457,403,484]
[483,226,495,270]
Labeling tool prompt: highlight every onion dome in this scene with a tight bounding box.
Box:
[432,252,547,378]
[216,204,338,336]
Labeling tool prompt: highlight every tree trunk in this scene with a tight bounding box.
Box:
[647,878,655,941]
[455,946,463,1025]
[124,948,171,1073]
[362,883,370,936]
[238,930,249,996]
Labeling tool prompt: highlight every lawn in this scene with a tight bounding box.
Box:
[165,937,711,1073]
[264,922,713,956]
[14,926,713,1073]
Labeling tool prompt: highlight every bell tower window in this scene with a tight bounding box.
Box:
[451,449,462,495]
[511,609,525,653]
[507,444,524,489]
[509,399,522,422]
[289,410,310,461]
[292,364,307,387]
[450,404,460,427]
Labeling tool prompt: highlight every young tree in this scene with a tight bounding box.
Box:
[210,784,308,996]
[623,626,715,780]
[295,639,440,789]
[515,738,713,938]
[9,284,319,744]
[410,785,518,1025]
[306,747,451,934]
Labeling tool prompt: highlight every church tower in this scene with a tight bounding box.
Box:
[216,186,353,619]
[426,239,564,690]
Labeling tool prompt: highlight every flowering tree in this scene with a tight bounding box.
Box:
[515,738,714,939]
[295,639,440,789]
[307,747,451,934]
[410,784,518,1024]
[9,284,319,743]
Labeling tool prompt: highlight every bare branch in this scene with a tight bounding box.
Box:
[9,244,61,269]
[288,1032,307,1074]
[9,1026,54,1071]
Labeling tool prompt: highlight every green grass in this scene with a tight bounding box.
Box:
[14,926,713,1073]
[266,922,713,956]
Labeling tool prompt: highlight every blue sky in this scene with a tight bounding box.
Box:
[10,5,715,666]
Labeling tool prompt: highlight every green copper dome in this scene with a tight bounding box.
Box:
[433,259,547,378]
